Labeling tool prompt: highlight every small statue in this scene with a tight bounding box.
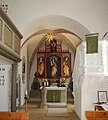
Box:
[50,56,57,77]
[63,56,69,76]
[38,57,44,76]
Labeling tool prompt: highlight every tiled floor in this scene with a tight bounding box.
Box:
[19,100,80,120]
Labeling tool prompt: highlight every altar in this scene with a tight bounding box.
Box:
[40,86,67,108]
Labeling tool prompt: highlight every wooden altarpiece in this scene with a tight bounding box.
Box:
[37,39,71,79]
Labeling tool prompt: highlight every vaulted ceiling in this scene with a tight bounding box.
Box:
[21,28,82,57]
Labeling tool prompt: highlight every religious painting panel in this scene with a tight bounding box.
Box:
[37,53,45,78]
[62,52,71,77]
[46,53,61,78]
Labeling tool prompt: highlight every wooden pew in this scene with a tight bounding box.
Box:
[0,112,29,120]
[86,111,108,120]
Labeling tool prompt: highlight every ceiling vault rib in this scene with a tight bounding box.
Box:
[21,28,82,49]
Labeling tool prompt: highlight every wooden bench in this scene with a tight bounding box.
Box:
[0,112,29,120]
[86,111,108,120]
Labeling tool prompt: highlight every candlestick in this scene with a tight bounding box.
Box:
[24,90,29,112]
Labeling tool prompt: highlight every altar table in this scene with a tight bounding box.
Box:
[41,86,67,108]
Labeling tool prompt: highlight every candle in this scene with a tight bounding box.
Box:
[44,82,46,86]
[26,90,28,96]
[47,81,49,86]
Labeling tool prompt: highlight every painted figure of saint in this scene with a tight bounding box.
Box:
[50,56,57,77]
[63,57,69,76]
[38,57,44,76]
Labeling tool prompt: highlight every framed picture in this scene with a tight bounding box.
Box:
[97,91,108,103]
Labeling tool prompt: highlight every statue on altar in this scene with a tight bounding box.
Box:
[50,56,57,77]
[63,56,69,76]
[37,57,44,76]
[51,39,57,52]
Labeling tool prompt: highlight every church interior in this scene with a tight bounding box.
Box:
[0,0,108,120]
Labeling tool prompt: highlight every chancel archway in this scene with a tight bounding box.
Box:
[22,28,83,102]
[20,15,90,102]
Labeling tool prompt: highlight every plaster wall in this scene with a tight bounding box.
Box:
[82,75,108,120]
[73,43,85,118]
[0,0,108,41]
[19,44,28,105]
[29,54,37,91]
[73,40,108,120]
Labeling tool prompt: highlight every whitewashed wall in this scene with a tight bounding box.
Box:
[29,54,37,91]
[0,0,108,41]
[73,43,85,118]
[19,44,28,105]
[73,40,108,120]
[82,75,108,120]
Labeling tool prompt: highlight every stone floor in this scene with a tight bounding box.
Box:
[19,100,80,120]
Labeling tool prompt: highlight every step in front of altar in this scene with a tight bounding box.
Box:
[47,103,67,108]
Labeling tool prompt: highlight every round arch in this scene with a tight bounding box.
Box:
[21,15,90,47]
[20,15,90,85]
